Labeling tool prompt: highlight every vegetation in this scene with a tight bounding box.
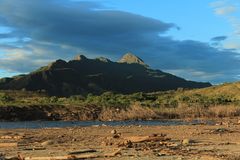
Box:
[0,93,14,103]
[0,81,240,121]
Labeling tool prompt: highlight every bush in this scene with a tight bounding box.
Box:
[178,94,211,107]
[50,96,58,103]
[0,93,14,103]
[70,95,85,101]
[169,99,178,108]
[179,95,190,102]
[213,95,232,105]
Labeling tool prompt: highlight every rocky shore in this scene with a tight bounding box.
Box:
[1,118,240,159]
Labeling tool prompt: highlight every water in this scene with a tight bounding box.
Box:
[0,120,214,129]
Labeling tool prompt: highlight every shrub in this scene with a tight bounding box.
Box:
[50,96,58,103]
[179,95,190,102]
[213,95,232,105]
[70,95,85,101]
[169,99,178,108]
[0,93,14,103]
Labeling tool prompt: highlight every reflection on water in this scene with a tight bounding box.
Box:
[0,120,215,129]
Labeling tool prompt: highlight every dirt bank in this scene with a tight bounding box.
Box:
[1,104,239,122]
[0,104,161,121]
[0,105,102,121]
[1,118,240,159]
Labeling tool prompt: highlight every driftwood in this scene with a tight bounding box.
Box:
[68,149,97,155]
[0,143,18,147]
[6,148,121,160]
[124,135,169,143]
[22,146,46,151]
[0,136,23,140]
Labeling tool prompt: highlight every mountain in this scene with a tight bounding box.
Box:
[0,53,211,96]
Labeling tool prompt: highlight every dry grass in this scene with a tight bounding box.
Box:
[0,103,239,121]
[97,104,240,121]
[207,105,240,117]
[153,104,240,119]
[98,103,157,121]
[185,82,240,99]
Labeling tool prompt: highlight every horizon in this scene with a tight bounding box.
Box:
[0,0,240,84]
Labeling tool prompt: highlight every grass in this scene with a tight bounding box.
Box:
[1,85,240,121]
[98,103,157,121]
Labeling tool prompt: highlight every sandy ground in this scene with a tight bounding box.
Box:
[1,118,240,160]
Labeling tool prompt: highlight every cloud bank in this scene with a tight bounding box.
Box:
[210,0,240,51]
[0,0,240,83]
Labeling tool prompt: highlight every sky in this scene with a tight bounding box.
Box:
[0,0,240,84]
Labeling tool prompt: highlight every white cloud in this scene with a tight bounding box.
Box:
[210,0,240,51]
[228,16,240,35]
[223,41,240,49]
[165,69,223,82]
[210,1,227,8]
[210,0,237,15]
[214,6,237,15]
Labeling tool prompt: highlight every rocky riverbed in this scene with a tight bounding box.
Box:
[1,118,240,160]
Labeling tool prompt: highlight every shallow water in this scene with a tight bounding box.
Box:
[0,119,215,129]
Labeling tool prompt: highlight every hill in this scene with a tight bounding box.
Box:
[0,81,239,121]
[0,53,211,96]
[183,82,240,98]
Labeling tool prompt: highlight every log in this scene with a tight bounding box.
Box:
[14,148,121,160]
[24,156,73,160]
[68,149,97,155]
[103,148,122,157]
[0,143,18,147]
[0,135,23,139]
[124,135,169,143]
[22,146,46,151]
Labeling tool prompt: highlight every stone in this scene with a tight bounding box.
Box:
[41,140,54,146]
[237,120,240,124]
[157,152,166,157]
[113,133,121,139]
[182,139,193,145]
[111,130,117,134]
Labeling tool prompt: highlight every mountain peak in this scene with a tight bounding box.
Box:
[74,54,88,61]
[118,53,146,66]
[48,59,67,69]
[95,57,111,63]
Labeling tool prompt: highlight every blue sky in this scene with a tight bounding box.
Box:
[104,0,232,42]
[0,0,240,83]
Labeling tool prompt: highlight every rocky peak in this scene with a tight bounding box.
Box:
[74,55,88,61]
[48,59,67,69]
[95,57,111,63]
[118,53,146,66]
